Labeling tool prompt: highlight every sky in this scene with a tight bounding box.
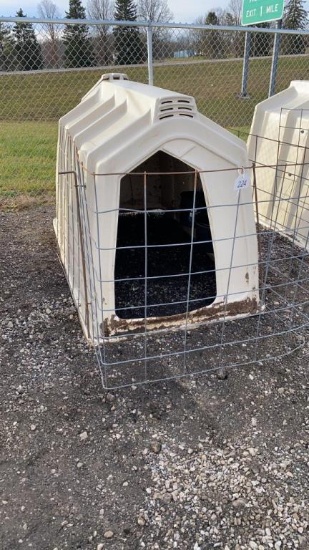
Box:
[0,0,229,24]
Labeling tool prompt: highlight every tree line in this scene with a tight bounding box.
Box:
[0,0,308,72]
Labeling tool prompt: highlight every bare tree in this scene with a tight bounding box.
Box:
[138,0,172,23]
[137,0,173,60]
[221,0,244,57]
[191,12,225,58]
[87,0,114,64]
[37,0,61,67]
[225,0,242,25]
[87,0,114,20]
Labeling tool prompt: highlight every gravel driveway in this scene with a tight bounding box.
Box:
[0,206,308,550]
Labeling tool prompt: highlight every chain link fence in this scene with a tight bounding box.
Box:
[0,17,308,206]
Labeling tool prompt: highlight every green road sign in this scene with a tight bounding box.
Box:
[241,0,284,25]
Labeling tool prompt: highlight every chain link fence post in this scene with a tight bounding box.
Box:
[240,31,251,98]
[146,23,153,86]
[269,20,282,97]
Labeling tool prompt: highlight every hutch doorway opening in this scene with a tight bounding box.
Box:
[115,151,216,320]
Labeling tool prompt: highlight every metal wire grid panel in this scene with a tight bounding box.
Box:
[56,136,309,389]
[0,16,309,205]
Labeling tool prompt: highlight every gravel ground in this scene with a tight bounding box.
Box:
[0,206,308,550]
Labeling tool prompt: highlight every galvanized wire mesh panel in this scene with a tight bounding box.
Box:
[84,162,308,389]
[55,144,308,389]
[52,64,309,388]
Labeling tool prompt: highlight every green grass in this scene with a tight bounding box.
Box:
[0,55,308,207]
[0,121,58,207]
[229,126,250,140]
[0,68,149,122]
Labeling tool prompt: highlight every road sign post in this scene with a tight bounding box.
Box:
[239,31,251,98]
[240,0,284,99]
[268,20,282,96]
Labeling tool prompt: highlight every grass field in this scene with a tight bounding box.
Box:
[0,55,308,206]
[0,121,58,208]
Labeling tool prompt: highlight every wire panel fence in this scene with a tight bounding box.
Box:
[0,17,309,206]
[55,133,309,389]
[95,161,309,389]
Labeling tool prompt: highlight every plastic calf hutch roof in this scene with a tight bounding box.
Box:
[55,75,259,343]
[247,80,309,250]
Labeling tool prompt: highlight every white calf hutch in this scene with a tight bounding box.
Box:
[55,75,259,344]
[247,80,309,250]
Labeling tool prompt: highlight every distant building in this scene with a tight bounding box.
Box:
[173,50,195,58]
